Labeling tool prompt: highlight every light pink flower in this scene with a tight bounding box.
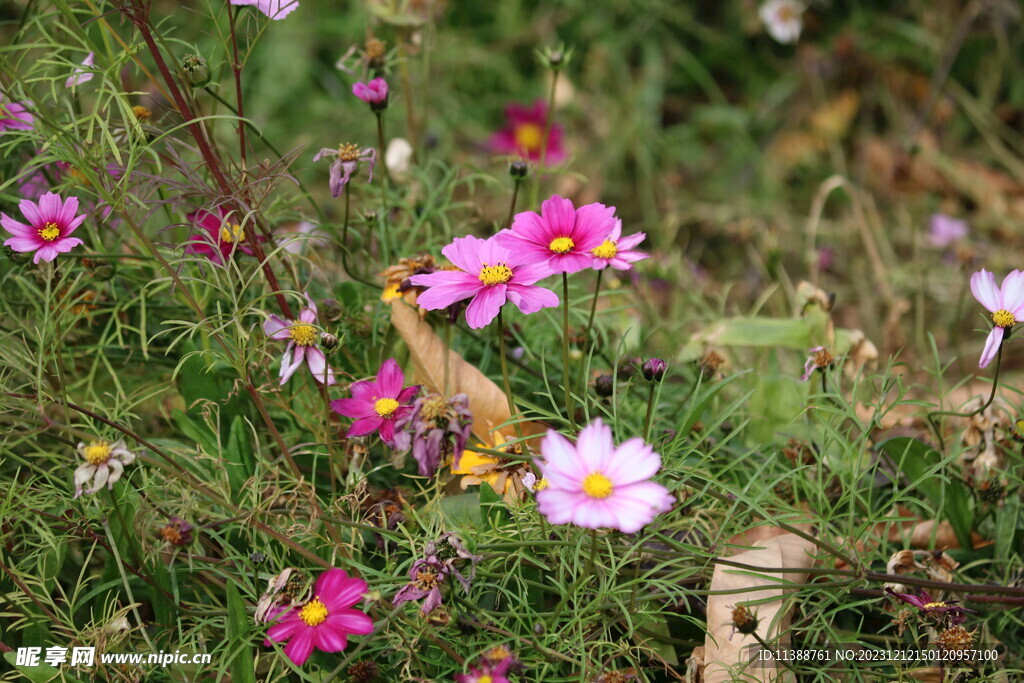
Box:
[65,52,95,88]
[231,0,299,20]
[590,219,648,271]
[184,207,264,264]
[263,293,336,385]
[928,214,968,248]
[74,439,136,498]
[970,269,1024,368]
[330,358,418,447]
[263,569,372,666]
[498,195,617,274]
[352,77,388,110]
[489,99,565,164]
[760,0,804,44]
[313,143,376,198]
[534,418,674,533]
[409,234,559,329]
[0,94,34,134]
[2,192,86,264]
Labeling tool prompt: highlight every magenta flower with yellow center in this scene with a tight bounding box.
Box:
[2,192,86,264]
[498,195,617,274]
[489,99,565,164]
[352,77,389,111]
[263,293,336,385]
[970,268,1024,368]
[330,358,419,447]
[0,94,34,134]
[263,568,372,666]
[535,418,674,533]
[409,234,559,329]
[591,219,648,271]
[184,207,264,264]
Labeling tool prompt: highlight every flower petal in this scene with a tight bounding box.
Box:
[282,628,315,666]
[970,269,1000,312]
[464,285,506,329]
[376,358,404,396]
[979,326,1003,369]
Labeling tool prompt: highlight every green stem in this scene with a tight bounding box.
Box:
[642,382,657,442]
[497,310,524,442]
[375,111,391,264]
[444,319,452,399]
[561,273,576,430]
[505,178,522,230]
[926,342,1003,451]
[575,269,603,397]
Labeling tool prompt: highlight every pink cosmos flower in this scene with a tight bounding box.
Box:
[928,213,968,248]
[408,234,559,329]
[498,195,617,274]
[455,659,513,683]
[970,268,1024,368]
[352,77,388,111]
[590,219,648,271]
[0,94,34,134]
[231,0,299,20]
[760,0,805,44]
[263,293,336,385]
[263,568,372,667]
[534,418,674,533]
[330,358,418,446]
[490,99,565,164]
[184,207,263,264]
[65,52,95,88]
[2,192,86,264]
[312,143,376,198]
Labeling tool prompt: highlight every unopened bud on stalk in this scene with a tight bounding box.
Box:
[594,374,614,397]
[320,332,340,352]
[641,357,667,382]
[181,54,210,88]
[537,43,573,70]
[510,160,529,180]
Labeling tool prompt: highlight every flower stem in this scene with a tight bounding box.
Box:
[505,177,522,230]
[444,319,452,398]
[561,273,576,430]
[497,310,524,442]
[575,269,603,397]
[643,382,657,442]
[926,342,1003,451]
[375,111,391,264]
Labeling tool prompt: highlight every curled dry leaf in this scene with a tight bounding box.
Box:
[703,532,816,683]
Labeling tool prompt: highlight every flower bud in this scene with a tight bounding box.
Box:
[594,374,614,397]
[181,54,210,88]
[131,105,152,121]
[537,43,573,71]
[731,605,759,635]
[320,332,340,352]
[617,357,639,380]
[641,357,667,382]
[249,552,266,565]
[509,160,529,180]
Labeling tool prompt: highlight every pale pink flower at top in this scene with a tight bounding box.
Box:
[0,93,34,134]
[759,0,805,44]
[65,52,95,88]
[590,219,648,271]
[263,568,372,667]
[330,358,419,447]
[534,418,674,533]
[409,234,559,329]
[489,99,565,164]
[263,293,336,385]
[497,195,617,274]
[184,207,264,264]
[970,269,1024,368]
[352,77,389,111]
[73,439,136,498]
[231,0,299,20]
[312,143,376,198]
[2,192,86,264]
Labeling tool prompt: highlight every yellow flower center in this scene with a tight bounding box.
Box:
[38,222,61,242]
[289,324,318,347]
[132,105,152,120]
[777,5,797,22]
[338,142,361,162]
[299,598,328,627]
[592,240,618,259]
[83,440,112,465]
[478,677,493,683]
[374,397,400,417]
[478,263,513,286]
[220,222,247,244]
[992,309,1015,328]
[533,477,549,492]
[582,472,613,499]
[514,123,543,152]
[922,601,948,610]
[381,282,402,302]
[549,237,575,254]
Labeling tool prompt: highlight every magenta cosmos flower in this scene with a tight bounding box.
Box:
[591,219,648,271]
[490,99,565,164]
[65,52,95,88]
[330,358,418,446]
[0,94,33,134]
[970,268,1024,368]
[184,207,264,264]
[884,587,975,625]
[455,659,513,683]
[409,234,559,329]
[231,0,299,20]
[535,418,674,533]
[264,568,372,667]
[498,195,617,275]
[353,77,388,111]
[2,192,86,264]
[264,293,336,385]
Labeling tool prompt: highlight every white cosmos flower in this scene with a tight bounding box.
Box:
[760,0,805,44]
[74,439,135,498]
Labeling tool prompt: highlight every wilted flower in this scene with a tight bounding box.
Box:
[263,568,372,666]
[409,234,559,329]
[347,660,380,682]
[184,207,263,264]
[489,99,565,164]
[535,418,674,533]
[353,77,389,111]
[730,604,759,636]
[453,429,532,504]
[590,219,648,271]
[313,143,376,198]
[0,94,34,134]
[970,268,1024,368]
[2,192,86,264]
[263,293,337,385]
[393,534,480,615]
[935,624,977,654]
[800,346,834,381]
[330,358,418,446]
[928,213,968,248]
[884,587,975,626]
[393,393,473,476]
[759,0,805,44]
[231,0,299,20]
[641,358,667,382]
[380,254,437,302]
[159,517,194,547]
[594,669,638,683]
[73,439,136,498]
[498,195,617,274]
[255,568,311,624]
[65,52,95,88]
